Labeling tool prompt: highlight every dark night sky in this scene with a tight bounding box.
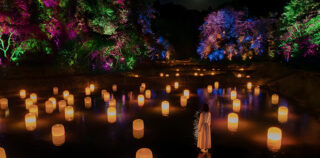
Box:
[159,0,234,10]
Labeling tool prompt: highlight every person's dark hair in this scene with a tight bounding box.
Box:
[202,104,209,112]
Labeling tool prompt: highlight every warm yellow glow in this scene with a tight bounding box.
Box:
[211,72,215,75]
[231,90,237,100]
[52,124,65,146]
[89,83,95,92]
[141,83,146,89]
[84,97,92,109]
[145,90,151,99]
[109,98,116,107]
[237,73,242,78]
[101,89,107,98]
[183,89,190,99]
[207,85,213,93]
[233,99,241,113]
[136,148,153,158]
[165,74,169,77]
[278,106,288,123]
[138,94,145,107]
[107,107,116,123]
[227,113,239,132]
[103,92,111,102]
[160,73,164,77]
[194,72,198,76]
[175,73,180,77]
[25,113,36,131]
[267,127,282,152]
[200,73,204,76]
[161,101,170,116]
[239,68,244,71]
[0,147,6,158]
[29,105,38,117]
[214,81,219,89]
[20,89,26,99]
[30,93,37,103]
[272,94,279,105]
[180,96,188,107]
[67,94,74,105]
[112,84,117,92]
[49,97,57,109]
[0,98,8,110]
[25,98,33,110]
[247,82,252,90]
[254,86,260,96]
[166,85,171,93]
[58,100,67,112]
[53,87,59,95]
[133,119,144,139]
[174,82,179,89]
[63,90,69,99]
[65,106,74,121]
[85,87,91,96]
[140,86,145,93]
[45,100,54,114]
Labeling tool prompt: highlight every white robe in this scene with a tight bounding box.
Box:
[197,112,212,149]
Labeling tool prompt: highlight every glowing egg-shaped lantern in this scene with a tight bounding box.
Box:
[85,87,91,96]
[67,94,74,105]
[211,72,215,76]
[107,107,116,123]
[65,106,74,121]
[30,93,37,103]
[49,97,57,109]
[161,101,170,116]
[254,86,260,96]
[267,127,282,152]
[165,85,171,94]
[247,82,252,90]
[25,98,33,110]
[58,100,67,112]
[174,82,179,89]
[237,73,242,78]
[45,100,54,114]
[214,81,219,89]
[20,89,26,99]
[207,85,213,93]
[133,119,144,139]
[0,147,6,158]
[272,94,279,105]
[53,87,59,95]
[112,84,117,92]
[183,89,190,99]
[84,97,92,109]
[25,113,36,131]
[52,124,65,146]
[109,98,116,107]
[137,95,145,107]
[278,106,288,123]
[0,98,8,110]
[136,148,153,158]
[145,90,151,99]
[29,105,38,117]
[180,96,188,107]
[63,90,69,100]
[89,83,95,92]
[227,113,239,132]
[103,92,111,102]
[101,89,107,98]
[194,72,198,76]
[233,99,241,113]
[230,90,237,100]
[160,73,164,77]
[175,73,180,77]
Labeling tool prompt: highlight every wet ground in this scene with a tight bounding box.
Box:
[0,64,319,158]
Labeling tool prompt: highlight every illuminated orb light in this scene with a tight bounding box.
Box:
[194,72,198,76]
[272,94,279,105]
[230,90,237,100]
[136,148,153,158]
[160,73,164,77]
[20,89,26,99]
[141,83,146,89]
[133,119,144,139]
[183,89,190,99]
[84,97,92,109]
[267,127,282,152]
[103,92,111,102]
[0,147,6,158]
[207,85,213,93]
[254,86,260,96]
[138,94,145,107]
[53,87,59,95]
[25,98,33,110]
[85,87,91,96]
[58,100,67,112]
[65,106,74,121]
[247,82,252,90]
[227,113,239,132]
[200,73,204,76]
[233,99,241,113]
[278,106,288,123]
[211,72,215,75]
[214,81,219,89]
[161,101,170,116]
[140,86,145,93]
[107,107,116,123]
[45,100,54,114]
[29,105,38,117]
[180,96,188,107]
[165,85,171,94]
[49,97,57,110]
[52,124,65,146]
[145,90,151,99]
[174,82,179,89]
[89,83,95,92]
[109,98,116,107]
[0,98,8,110]
[63,90,70,100]
[30,93,37,103]
[67,94,74,106]
[237,73,242,78]
[239,68,244,71]
[175,73,180,77]
[165,74,169,77]
[25,113,36,131]
[112,84,117,92]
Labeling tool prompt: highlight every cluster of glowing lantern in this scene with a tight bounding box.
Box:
[194,72,198,76]
[247,82,252,90]
[183,89,190,99]
[45,100,55,114]
[84,97,92,109]
[136,148,153,158]
[109,98,116,107]
[103,92,111,102]
[160,73,164,77]
[233,99,241,113]
[227,113,239,132]
[51,124,65,146]
[107,107,117,123]
[133,119,144,139]
[161,101,170,116]
[267,127,282,152]
[29,105,38,117]
[278,106,288,123]
[25,113,36,131]
[166,85,171,94]
[25,98,33,110]
[180,96,188,107]
[63,90,69,99]
[271,94,279,105]
[112,84,117,92]
[230,90,237,100]
[254,86,260,96]
[145,90,151,99]
[89,83,95,92]
[175,73,180,77]
[214,81,219,89]
[30,93,37,103]
[53,87,59,95]
[67,94,74,105]
[58,100,67,112]
[0,147,6,158]
[174,82,179,89]
[20,89,26,99]
[65,106,74,121]
[85,87,91,96]
[138,95,145,107]
[207,85,213,93]
[0,98,8,110]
